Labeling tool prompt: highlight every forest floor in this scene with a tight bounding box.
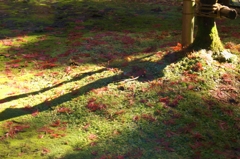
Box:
[0,0,239,159]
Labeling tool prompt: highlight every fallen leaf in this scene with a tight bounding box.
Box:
[171,43,182,51]
[57,107,72,114]
[31,110,39,117]
[88,134,97,140]
[42,148,50,155]
[51,119,61,127]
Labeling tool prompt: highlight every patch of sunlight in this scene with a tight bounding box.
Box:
[0,34,48,52]
[0,64,107,111]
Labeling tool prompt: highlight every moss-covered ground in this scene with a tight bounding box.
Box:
[0,0,239,158]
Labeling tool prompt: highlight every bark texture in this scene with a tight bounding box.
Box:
[191,0,224,53]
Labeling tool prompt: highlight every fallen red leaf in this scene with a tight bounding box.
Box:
[163,119,176,125]
[190,141,204,149]
[6,59,21,64]
[22,105,33,112]
[159,97,169,104]
[40,62,57,69]
[34,71,45,76]
[31,109,39,117]
[191,132,204,140]
[82,123,90,131]
[1,122,30,139]
[11,63,21,68]
[114,110,125,115]
[165,130,177,137]
[16,37,27,42]
[221,73,232,84]
[171,43,182,51]
[2,39,13,46]
[86,98,106,112]
[121,36,135,45]
[64,66,72,74]
[38,126,55,134]
[42,148,50,155]
[132,115,140,121]
[50,119,61,127]
[141,113,156,122]
[218,121,228,130]
[91,87,108,95]
[50,133,64,138]
[88,134,97,140]
[57,107,72,114]
[38,134,44,139]
[192,62,203,72]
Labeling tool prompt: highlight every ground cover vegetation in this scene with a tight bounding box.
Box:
[0,0,239,158]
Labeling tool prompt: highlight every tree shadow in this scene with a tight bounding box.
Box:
[0,0,181,39]
[1,64,239,158]
[0,0,184,121]
[0,50,187,121]
[0,0,182,81]
[0,68,106,104]
[56,84,239,159]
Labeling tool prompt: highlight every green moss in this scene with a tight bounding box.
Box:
[209,23,225,53]
[191,17,224,54]
[0,1,239,159]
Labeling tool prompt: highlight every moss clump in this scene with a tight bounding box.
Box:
[191,17,224,54]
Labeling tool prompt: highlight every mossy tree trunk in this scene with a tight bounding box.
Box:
[191,0,224,53]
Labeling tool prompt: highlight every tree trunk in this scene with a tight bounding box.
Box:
[191,0,224,53]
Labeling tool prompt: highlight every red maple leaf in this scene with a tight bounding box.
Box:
[16,36,27,42]
[22,105,33,112]
[38,126,55,134]
[163,119,176,125]
[34,71,45,76]
[221,73,232,84]
[191,132,204,140]
[2,122,30,139]
[190,141,204,149]
[91,87,108,95]
[88,134,98,140]
[31,109,39,117]
[86,98,106,112]
[121,36,135,45]
[132,115,140,122]
[56,107,72,114]
[165,130,177,137]
[40,62,57,69]
[141,113,156,122]
[159,97,169,104]
[42,148,50,155]
[2,39,13,46]
[192,62,203,72]
[82,123,90,131]
[171,43,182,51]
[64,66,72,74]
[50,133,65,138]
[50,119,61,127]
[218,121,228,130]
[11,63,21,68]
[114,110,125,115]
